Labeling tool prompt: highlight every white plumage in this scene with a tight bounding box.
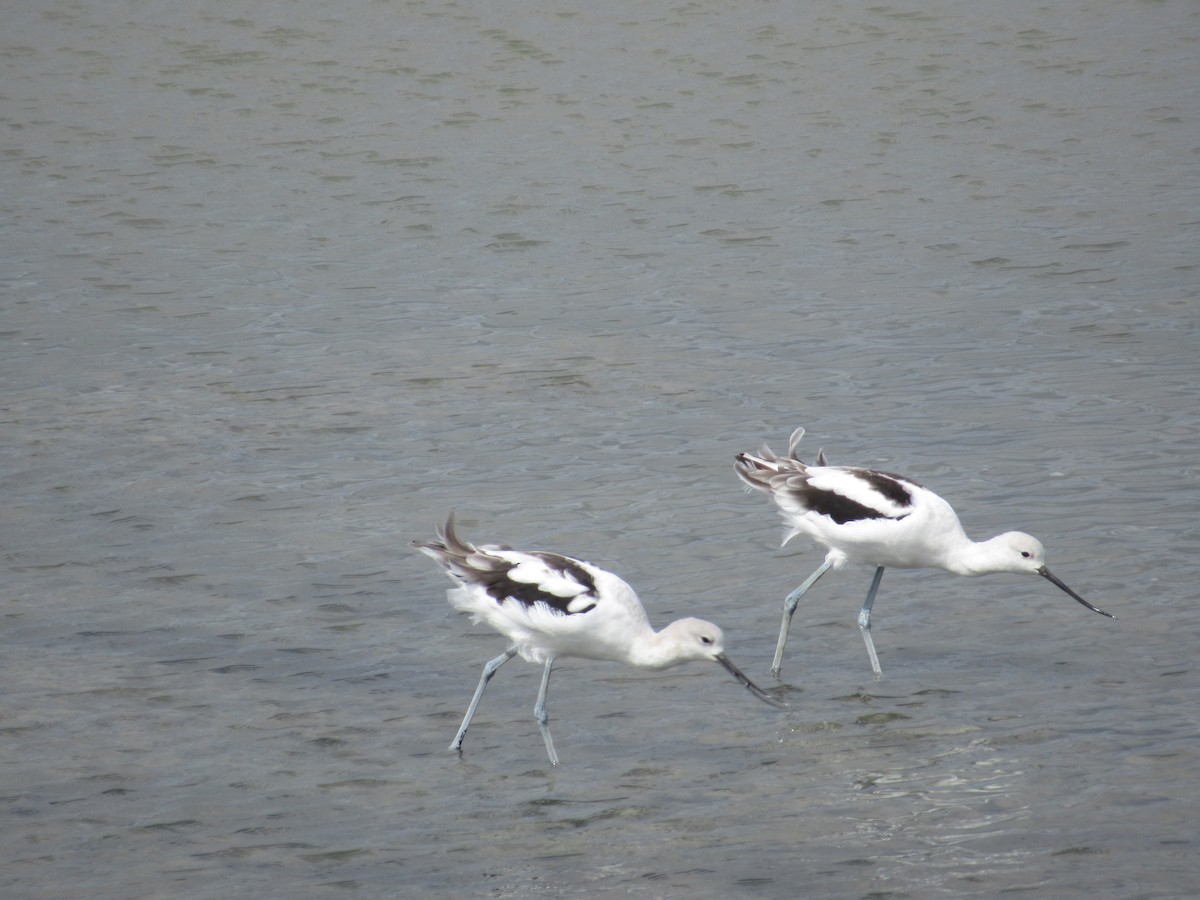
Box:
[736,427,1116,678]
[416,514,783,765]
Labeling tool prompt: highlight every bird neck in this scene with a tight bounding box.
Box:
[945,535,1011,576]
[627,631,682,670]
[626,621,710,670]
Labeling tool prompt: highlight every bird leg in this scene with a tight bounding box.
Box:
[534,657,559,766]
[449,647,517,753]
[771,558,834,678]
[857,566,886,678]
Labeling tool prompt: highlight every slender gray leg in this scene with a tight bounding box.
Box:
[449,647,517,753]
[771,558,834,678]
[857,567,886,678]
[533,657,558,766]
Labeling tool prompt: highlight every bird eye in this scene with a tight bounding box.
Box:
[1021,551,1032,558]
[700,635,713,645]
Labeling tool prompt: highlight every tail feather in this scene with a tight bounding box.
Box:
[413,512,514,587]
[735,426,824,491]
[786,426,806,459]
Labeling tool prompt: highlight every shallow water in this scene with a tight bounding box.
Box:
[3,0,1198,897]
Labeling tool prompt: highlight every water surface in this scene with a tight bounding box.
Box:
[3,1,1198,896]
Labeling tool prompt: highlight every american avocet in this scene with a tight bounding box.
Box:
[735,427,1116,678]
[415,514,783,765]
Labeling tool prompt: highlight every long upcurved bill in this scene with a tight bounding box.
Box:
[1040,567,1117,619]
[716,654,789,708]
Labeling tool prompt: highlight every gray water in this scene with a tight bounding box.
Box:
[3,1,1198,897]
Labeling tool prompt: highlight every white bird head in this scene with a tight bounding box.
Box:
[657,618,786,708]
[986,531,1116,619]
[989,531,1049,574]
[658,617,728,662]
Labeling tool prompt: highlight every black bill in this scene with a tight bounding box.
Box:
[716,654,789,708]
[1040,567,1117,619]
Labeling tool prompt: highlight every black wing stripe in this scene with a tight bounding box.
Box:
[804,489,904,525]
[854,469,916,507]
[787,472,914,525]
[483,551,598,616]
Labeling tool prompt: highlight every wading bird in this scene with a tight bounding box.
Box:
[415,514,783,765]
[735,427,1116,678]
